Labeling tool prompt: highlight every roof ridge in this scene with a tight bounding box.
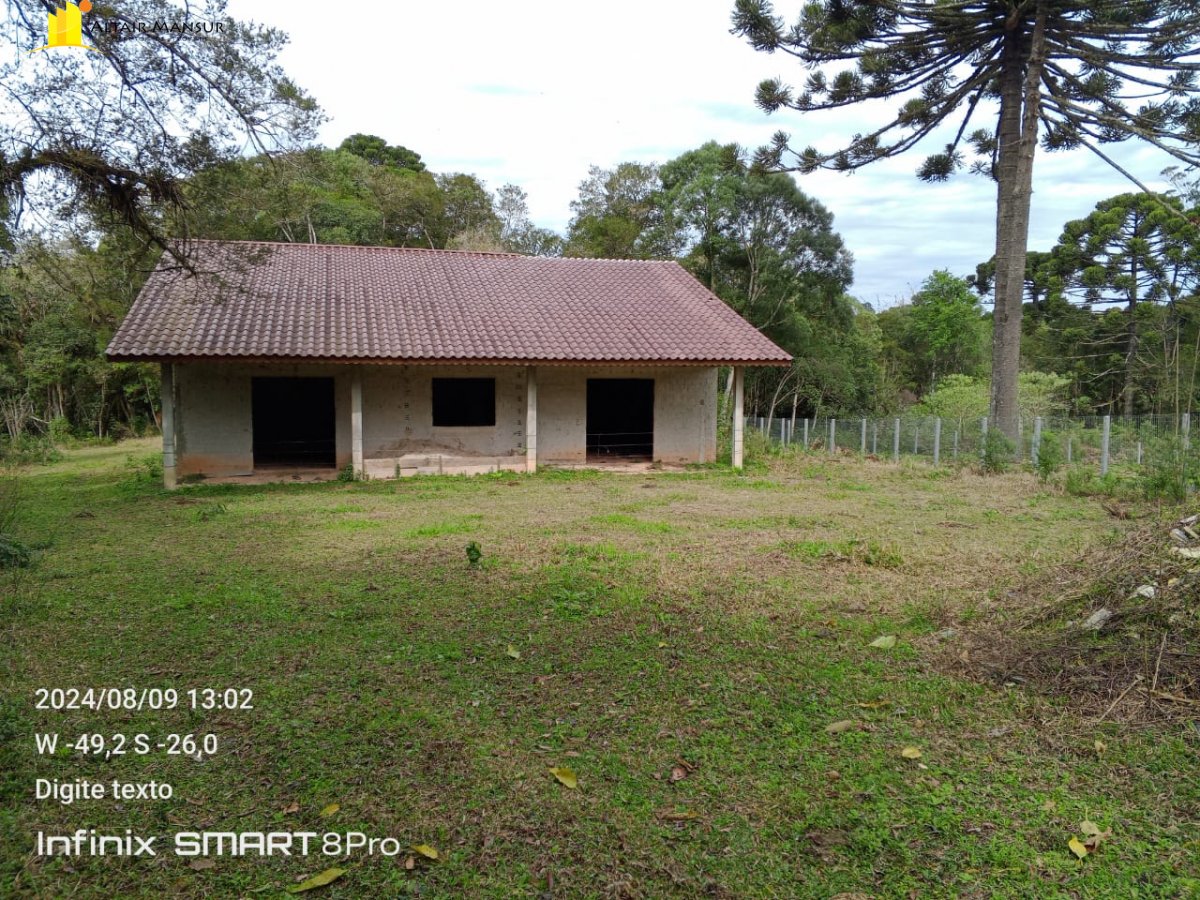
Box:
[178,238,680,264]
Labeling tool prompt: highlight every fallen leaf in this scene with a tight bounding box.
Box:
[901,746,922,760]
[404,856,415,870]
[411,844,439,860]
[870,635,897,649]
[283,801,300,815]
[1094,739,1107,754]
[506,644,521,659]
[670,765,689,782]
[825,720,856,734]
[319,803,339,818]
[1080,820,1101,837]
[188,859,216,871]
[656,809,700,821]
[287,868,347,893]
[549,766,578,789]
[856,700,891,709]
[1068,837,1089,860]
[1084,830,1112,851]
[656,642,668,649]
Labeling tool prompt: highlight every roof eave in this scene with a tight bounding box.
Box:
[105,352,793,367]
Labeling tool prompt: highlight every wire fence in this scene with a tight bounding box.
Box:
[746,413,1197,475]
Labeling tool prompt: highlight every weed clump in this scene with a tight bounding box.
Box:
[465,540,482,569]
[0,475,31,569]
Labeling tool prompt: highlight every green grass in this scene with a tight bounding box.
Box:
[2,440,1198,898]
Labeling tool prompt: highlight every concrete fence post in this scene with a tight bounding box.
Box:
[1137,441,1143,465]
[913,421,920,454]
[860,418,867,454]
[893,418,901,463]
[980,416,988,460]
[1066,437,1072,464]
[933,418,942,466]
[872,422,879,456]
[1031,416,1042,467]
[803,418,810,449]
[1101,414,1111,476]
[829,418,837,454]
[1184,413,1192,451]
[953,428,959,460]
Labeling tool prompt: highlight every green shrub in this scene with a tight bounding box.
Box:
[336,463,357,482]
[0,533,32,569]
[0,435,60,465]
[48,416,73,443]
[1064,466,1129,499]
[980,429,1014,474]
[1139,441,1196,502]
[126,453,163,481]
[1034,430,1064,482]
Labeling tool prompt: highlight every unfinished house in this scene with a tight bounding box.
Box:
[105,241,790,485]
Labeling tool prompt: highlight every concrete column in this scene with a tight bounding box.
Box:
[732,366,745,469]
[933,417,942,466]
[351,372,364,478]
[525,366,538,473]
[161,363,177,489]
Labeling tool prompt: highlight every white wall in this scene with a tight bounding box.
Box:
[537,365,718,464]
[174,362,352,477]
[172,362,718,478]
[361,365,527,457]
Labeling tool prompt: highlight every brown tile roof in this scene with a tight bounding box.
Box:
[106,240,791,366]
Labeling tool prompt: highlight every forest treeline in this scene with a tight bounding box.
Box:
[3,132,1200,452]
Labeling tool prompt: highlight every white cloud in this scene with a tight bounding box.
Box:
[228,0,1180,305]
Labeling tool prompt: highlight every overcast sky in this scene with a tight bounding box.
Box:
[227,0,1178,308]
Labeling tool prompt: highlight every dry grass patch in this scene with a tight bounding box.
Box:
[941,511,1200,726]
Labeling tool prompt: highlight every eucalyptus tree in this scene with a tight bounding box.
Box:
[494,185,563,256]
[565,163,674,259]
[732,0,1200,438]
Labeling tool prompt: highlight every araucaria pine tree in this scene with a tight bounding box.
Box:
[732,0,1200,437]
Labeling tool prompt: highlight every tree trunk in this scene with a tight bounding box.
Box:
[989,6,1047,440]
[1124,290,1138,418]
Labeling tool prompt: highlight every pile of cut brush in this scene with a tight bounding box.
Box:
[945,512,1200,726]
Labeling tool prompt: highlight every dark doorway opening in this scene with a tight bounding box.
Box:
[586,379,654,460]
[252,377,336,468]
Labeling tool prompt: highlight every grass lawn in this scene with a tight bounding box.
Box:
[3,439,1198,898]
